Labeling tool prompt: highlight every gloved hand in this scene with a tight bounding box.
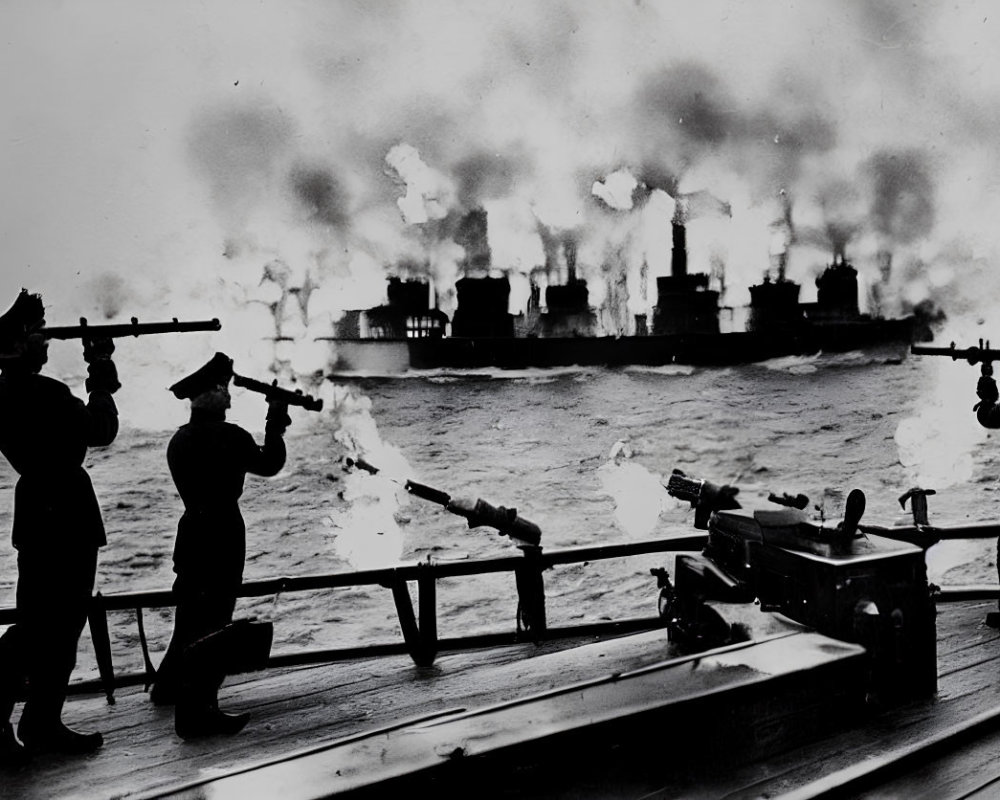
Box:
[83,337,115,363]
[265,399,291,435]
[83,337,120,393]
[86,358,121,394]
[978,375,999,404]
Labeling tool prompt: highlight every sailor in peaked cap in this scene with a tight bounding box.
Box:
[0,288,119,763]
[0,289,46,364]
[154,351,289,739]
[168,352,234,400]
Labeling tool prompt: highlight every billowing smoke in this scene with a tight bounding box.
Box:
[186,105,297,224]
[290,165,350,230]
[384,144,455,225]
[7,1,1000,470]
[87,272,133,320]
[866,149,935,247]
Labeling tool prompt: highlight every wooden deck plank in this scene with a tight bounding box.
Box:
[2,600,998,800]
[683,600,1000,800]
[146,631,865,800]
[2,626,693,800]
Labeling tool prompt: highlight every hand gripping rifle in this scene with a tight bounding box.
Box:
[345,457,542,546]
[232,373,324,411]
[42,316,222,341]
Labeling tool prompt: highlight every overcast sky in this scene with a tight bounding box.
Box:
[4,0,1000,350]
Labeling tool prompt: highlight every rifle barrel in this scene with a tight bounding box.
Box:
[43,317,221,340]
[910,343,1000,363]
[231,373,324,411]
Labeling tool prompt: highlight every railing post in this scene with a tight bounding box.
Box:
[417,565,438,660]
[87,592,116,705]
[388,569,438,667]
[135,607,158,690]
[514,545,547,641]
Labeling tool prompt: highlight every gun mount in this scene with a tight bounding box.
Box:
[662,470,937,704]
[345,458,542,547]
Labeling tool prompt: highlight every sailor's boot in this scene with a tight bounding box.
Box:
[17,703,103,755]
[0,722,30,768]
[175,699,249,740]
[149,679,178,706]
[0,628,30,767]
[175,639,249,739]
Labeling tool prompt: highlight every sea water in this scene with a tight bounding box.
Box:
[0,349,997,681]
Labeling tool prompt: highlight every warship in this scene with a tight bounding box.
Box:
[322,217,934,374]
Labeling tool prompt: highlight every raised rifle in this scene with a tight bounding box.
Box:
[232,373,324,411]
[345,457,542,546]
[42,316,221,341]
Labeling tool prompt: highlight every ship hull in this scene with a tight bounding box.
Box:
[327,316,917,372]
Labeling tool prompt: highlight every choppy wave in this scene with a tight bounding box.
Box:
[1,354,998,681]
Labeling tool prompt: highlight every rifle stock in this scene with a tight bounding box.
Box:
[43,317,221,340]
[231,373,323,411]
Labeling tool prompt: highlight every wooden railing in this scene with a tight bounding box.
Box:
[0,534,710,704]
[3,526,997,707]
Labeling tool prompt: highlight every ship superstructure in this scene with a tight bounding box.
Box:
[324,211,932,371]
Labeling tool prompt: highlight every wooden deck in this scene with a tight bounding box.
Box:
[3,600,1000,800]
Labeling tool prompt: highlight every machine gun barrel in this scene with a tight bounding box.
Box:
[664,472,704,505]
[403,480,542,546]
[665,469,741,529]
[911,340,1000,365]
[404,480,453,507]
[231,373,323,411]
[343,458,542,546]
[42,317,221,340]
[439,495,543,547]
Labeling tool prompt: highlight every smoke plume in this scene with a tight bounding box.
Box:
[6,1,1000,403]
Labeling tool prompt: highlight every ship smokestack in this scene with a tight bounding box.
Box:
[671,221,687,278]
[564,239,578,282]
[456,207,491,274]
[877,249,892,282]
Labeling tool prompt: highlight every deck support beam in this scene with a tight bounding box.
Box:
[388,566,439,667]
[514,545,547,639]
[87,592,116,705]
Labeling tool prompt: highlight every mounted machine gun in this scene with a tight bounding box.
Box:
[345,457,541,546]
[343,457,546,656]
[660,469,945,704]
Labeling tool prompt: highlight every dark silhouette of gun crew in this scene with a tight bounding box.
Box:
[915,339,1000,628]
[971,352,1000,627]
[150,352,293,739]
[0,289,120,766]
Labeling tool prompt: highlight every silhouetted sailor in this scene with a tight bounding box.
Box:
[0,289,120,765]
[151,352,289,739]
[974,365,1000,626]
